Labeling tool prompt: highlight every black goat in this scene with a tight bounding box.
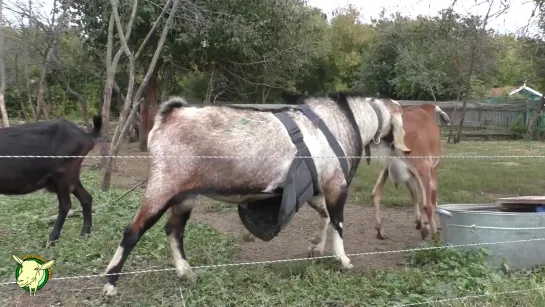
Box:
[0,115,103,246]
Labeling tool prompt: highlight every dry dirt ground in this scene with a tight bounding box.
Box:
[85,141,433,271]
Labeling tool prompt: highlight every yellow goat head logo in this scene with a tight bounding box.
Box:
[12,255,55,296]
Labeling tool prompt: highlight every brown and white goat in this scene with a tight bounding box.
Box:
[370,104,450,240]
[102,93,411,295]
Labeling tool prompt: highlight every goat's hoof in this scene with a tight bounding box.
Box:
[177,268,197,283]
[80,232,90,239]
[307,246,324,258]
[342,262,354,270]
[44,239,57,248]
[102,283,118,296]
[376,229,386,240]
[420,225,430,240]
[241,232,256,242]
[431,231,441,242]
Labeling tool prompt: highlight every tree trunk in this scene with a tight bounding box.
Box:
[454,99,468,144]
[447,90,461,144]
[204,65,215,104]
[139,73,158,151]
[100,0,140,190]
[35,50,53,120]
[139,96,149,150]
[453,4,492,144]
[262,87,271,104]
[99,15,117,171]
[0,0,10,127]
[454,48,478,144]
[14,54,29,120]
[526,96,545,140]
[24,48,37,120]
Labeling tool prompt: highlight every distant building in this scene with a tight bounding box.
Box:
[508,82,543,102]
[506,82,544,129]
[486,86,517,103]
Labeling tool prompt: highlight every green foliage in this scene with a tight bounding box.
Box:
[509,116,527,139]
[3,1,545,120]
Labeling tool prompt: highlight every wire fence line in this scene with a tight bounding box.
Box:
[2,237,545,287]
[0,154,544,159]
[393,286,545,307]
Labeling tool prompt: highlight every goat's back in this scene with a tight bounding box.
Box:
[0,119,97,187]
[401,104,442,156]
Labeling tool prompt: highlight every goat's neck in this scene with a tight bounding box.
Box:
[305,99,391,159]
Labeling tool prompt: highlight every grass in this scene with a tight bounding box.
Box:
[1,140,545,306]
[350,140,545,206]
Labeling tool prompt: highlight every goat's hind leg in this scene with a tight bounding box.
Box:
[165,196,197,282]
[406,176,423,231]
[371,167,389,240]
[307,196,330,258]
[325,184,353,269]
[72,179,93,238]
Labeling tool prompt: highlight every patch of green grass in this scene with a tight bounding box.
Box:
[2,140,545,306]
[207,202,237,213]
[350,140,545,206]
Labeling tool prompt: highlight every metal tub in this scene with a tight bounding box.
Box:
[436,204,545,270]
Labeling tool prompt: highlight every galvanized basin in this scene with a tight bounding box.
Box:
[436,203,545,270]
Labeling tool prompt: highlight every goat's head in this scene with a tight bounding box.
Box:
[379,99,411,154]
[12,255,55,288]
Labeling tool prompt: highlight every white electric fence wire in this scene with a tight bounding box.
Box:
[1,237,544,286]
[0,154,543,159]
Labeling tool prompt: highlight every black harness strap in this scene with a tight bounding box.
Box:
[275,100,383,188]
[365,100,384,165]
[274,112,319,196]
[296,104,350,182]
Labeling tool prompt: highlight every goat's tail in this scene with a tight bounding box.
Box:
[159,96,189,116]
[155,96,189,125]
[434,105,451,126]
[89,115,103,139]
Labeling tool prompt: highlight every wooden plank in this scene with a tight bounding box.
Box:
[493,196,545,212]
[494,196,545,204]
[462,130,515,136]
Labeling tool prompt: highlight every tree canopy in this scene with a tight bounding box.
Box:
[2,0,545,117]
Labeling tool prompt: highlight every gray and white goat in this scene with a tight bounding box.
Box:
[103,92,411,295]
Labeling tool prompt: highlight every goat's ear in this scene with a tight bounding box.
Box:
[12,255,23,265]
[39,260,55,270]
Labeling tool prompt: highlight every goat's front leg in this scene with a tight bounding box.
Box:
[307,196,330,258]
[165,198,197,282]
[325,183,353,269]
[47,185,72,247]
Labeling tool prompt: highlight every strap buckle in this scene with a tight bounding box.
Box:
[373,130,382,144]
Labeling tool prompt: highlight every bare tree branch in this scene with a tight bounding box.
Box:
[135,0,172,60]
[101,0,181,190]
